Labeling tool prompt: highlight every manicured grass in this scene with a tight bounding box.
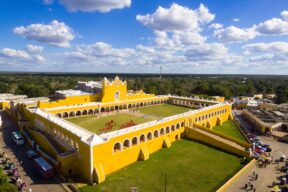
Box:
[138,104,191,118]
[66,113,153,134]
[79,139,243,192]
[213,120,247,142]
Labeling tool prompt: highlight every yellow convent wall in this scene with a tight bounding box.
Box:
[38,94,101,109]
[0,101,10,110]
[101,77,127,103]
[8,76,249,185]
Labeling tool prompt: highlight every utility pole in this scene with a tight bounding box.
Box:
[164,172,167,192]
[160,65,162,79]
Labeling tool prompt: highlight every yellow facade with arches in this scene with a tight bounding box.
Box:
[5,77,250,184]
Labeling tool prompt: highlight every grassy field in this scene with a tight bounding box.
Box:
[138,104,191,118]
[79,139,243,192]
[67,113,153,134]
[213,120,247,142]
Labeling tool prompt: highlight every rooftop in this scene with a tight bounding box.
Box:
[77,81,102,88]
[247,109,288,125]
[56,89,92,96]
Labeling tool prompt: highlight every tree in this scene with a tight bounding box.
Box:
[0,183,18,192]
[276,85,288,104]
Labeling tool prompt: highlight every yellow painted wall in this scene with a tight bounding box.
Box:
[29,129,58,160]
[92,128,184,181]
[91,104,233,183]
[14,92,239,184]
[0,101,10,110]
[20,107,92,181]
[101,77,127,103]
[126,91,155,100]
[38,94,101,109]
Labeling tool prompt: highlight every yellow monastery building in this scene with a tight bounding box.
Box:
[0,77,251,183]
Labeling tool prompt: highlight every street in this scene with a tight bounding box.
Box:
[0,111,67,192]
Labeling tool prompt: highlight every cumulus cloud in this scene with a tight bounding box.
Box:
[26,44,44,54]
[281,10,288,21]
[255,18,288,35]
[209,23,223,29]
[137,3,214,32]
[196,4,215,25]
[44,0,131,13]
[233,18,240,22]
[137,3,214,48]
[13,20,75,47]
[0,48,44,63]
[0,48,30,60]
[184,43,228,60]
[214,10,288,43]
[242,42,288,53]
[172,31,207,46]
[214,26,257,43]
[75,42,135,58]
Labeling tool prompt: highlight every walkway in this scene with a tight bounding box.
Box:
[224,136,288,192]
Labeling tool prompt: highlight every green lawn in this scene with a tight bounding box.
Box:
[213,120,247,142]
[67,113,153,134]
[138,104,191,118]
[79,139,243,192]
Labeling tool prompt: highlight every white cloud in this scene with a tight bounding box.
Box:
[172,31,206,46]
[209,23,223,29]
[242,42,288,53]
[136,3,214,32]
[0,48,44,63]
[13,20,75,47]
[281,10,288,21]
[184,43,228,60]
[233,18,240,22]
[196,4,215,25]
[214,10,288,43]
[214,26,257,43]
[45,0,131,13]
[137,3,212,48]
[75,42,135,58]
[255,18,288,35]
[0,48,30,60]
[26,44,44,54]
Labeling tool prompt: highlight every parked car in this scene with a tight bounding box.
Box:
[12,131,24,145]
[26,150,38,159]
[255,148,265,154]
[262,144,270,148]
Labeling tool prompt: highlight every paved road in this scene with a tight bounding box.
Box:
[0,111,66,192]
[224,110,288,192]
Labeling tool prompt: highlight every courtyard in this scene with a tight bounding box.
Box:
[66,104,191,134]
[79,139,243,192]
[138,104,191,118]
[67,113,154,134]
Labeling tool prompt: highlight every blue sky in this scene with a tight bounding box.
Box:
[0,0,288,74]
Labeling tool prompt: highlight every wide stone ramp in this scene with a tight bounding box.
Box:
[185,127,250,157]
